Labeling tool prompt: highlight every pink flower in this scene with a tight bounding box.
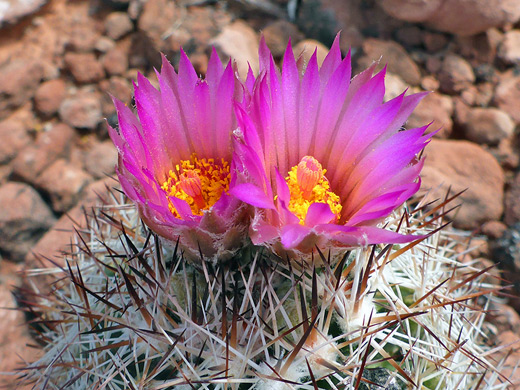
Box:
[231,37,432,254]
[109,50,248,261]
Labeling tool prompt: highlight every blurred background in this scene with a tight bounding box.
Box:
[0,0,519,387]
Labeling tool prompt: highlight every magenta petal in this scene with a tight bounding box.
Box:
[178,48,199,87]
[206,47,224,88]
[231,183,275,209]
[250,221,279,245]
[319,34,342,85]
[281,40,300,164]
[347,188,409,225]
[258,35,271,75]
[113,98,146,162]
[386,92,428,134]
[157,74,191,161]
[305,203,336,227]
[356,226,425,245]
[298,51,320,156]
[234,143,270,193]
[107,124,124,152]
[281,224,312,249]
[312,58,352,163]
[316,225,423,246]
[275,168,291,205]
[214,62,236,158]
[160,54,177,85]
[168,196,193,221]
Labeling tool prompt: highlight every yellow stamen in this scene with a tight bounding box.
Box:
[285,156,342,224]
[160,153,231,218]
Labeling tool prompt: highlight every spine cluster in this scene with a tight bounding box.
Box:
[20,189,509,390]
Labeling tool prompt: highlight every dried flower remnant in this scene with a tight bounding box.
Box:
[232,36,433,256]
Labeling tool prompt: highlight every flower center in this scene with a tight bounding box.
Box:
[161,154,231,217]
[285,156,342,224]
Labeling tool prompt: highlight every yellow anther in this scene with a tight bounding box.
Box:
[161,153,231,218]
[297,156,324,199]
[285,156,342,224]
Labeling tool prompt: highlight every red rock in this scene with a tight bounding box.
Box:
[494,75,520,124]
[504,172,520,226]
[487,300,520,335]
[421,139,504,230]
[0,182,56,261]
[493,348,520,388]
[0,119,30,165]
[138,4,229,61]
[438,54,475,94]
[101,47,129,76]
[34,79,67,117]
[495,137,519,169]
[498,30,520,65]
[188,52,209,75]
[163,27,191,53]
[104,12,133,40]
[0,0,47,26]
[263,20,303,58]
[64,52,105,84]
[423,32,448,52]
[378,0,442,22]
[185,7,231,48]
[453,96,471,126]
[138,0,179,51]
[338,27,364,51]
[25,177,115,268]
[420,75,440,91]
[465,108,515,145]
[0,261,42,390]
[99,76,133,116]
[379,0,520,36]
[293,39,329,69]
[83,140,117,179]
[317,0,365,48]
[384,73,409,102]
[425,55,442,74]
[395,26,423,48]
[95,36,116,53]
[481,220,508,239]
[35,159,92,213]
[474,82,494,107]
[460,85,478,106]
[59,88,102,130]
[359,38,422,86]
[211,20,259,80]
[5,104,37,139]
[65,14,102,52]
[455,32,501,65]
[0,60,43,120]
[407,92,453,138]
[11,123,76,184]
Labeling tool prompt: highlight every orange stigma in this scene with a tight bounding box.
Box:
[178,170,205,209]
[285,156,342,224]
[160,154,231,218]
[297,156,324,199]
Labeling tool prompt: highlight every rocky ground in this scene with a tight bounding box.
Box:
[0,0,519,388]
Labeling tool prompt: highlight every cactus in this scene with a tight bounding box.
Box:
[19,187,511,390]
